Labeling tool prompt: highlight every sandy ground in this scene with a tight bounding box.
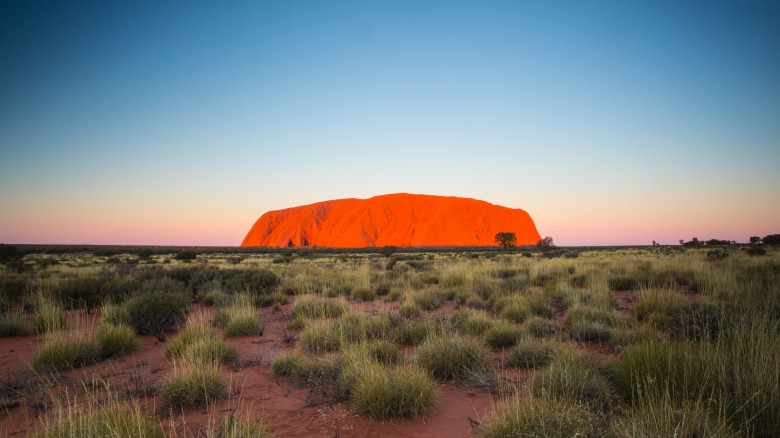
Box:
[0,291,635,437]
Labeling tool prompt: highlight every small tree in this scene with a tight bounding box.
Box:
[494,232,517,249]
[763,234,780,245]
[749,236,761,244]
[536,236,555,249]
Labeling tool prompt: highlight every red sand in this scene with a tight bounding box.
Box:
[0,302,499,437]
[241,193,541,248]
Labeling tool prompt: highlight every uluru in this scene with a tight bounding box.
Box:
[241,193,541,248]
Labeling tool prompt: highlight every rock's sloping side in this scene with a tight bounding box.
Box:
[241,193,541,247]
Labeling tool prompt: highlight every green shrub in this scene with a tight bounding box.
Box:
[451,309,494,336]
[0,308,31,337]
[506,339,556,369]
[525,316,558,337]
[183,337,238,365]
[54,276,108,310]
[398,300,421,318]
[33,402,165,438]
[95,323,137,358]
[612,395,738,438]
[208,415,273,438]
[350,287,376,302]
[495,296,531,323]
[289,298,348,321]
[608,276,640,291]
[223,269,280,296]
[100,302,131,326]
[484,321,522,348]
[164,321,236,364]
[34,301,68,334]
[214,296,262,337]
[416,335,492,380]
[350,362,437,419]
[300,319,341,354]
[478,394,603,438]
[569,321,613,342]
[161,363,226,408]
[33,334,99,372]
[337,313,394,343]
[397,317,446,345]
[271,351,306,376]
[367,340,403,365]
[174,250,198,261]
[126,290,190,341]
[530,356,615,408]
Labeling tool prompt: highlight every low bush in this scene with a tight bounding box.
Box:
[34,401,165,438]
[165,321,236,364]
[367,340,403,365]
[350,287,376,302]
[0,308,31,337]
[495,296,531,323]
[484,321,522,348]
[223,269,280,296]
[271,351,306,376]
[569,321,613,342]
[506,339,556,369]
[33,301,68,334]
[416,335,492,380]
[478,394,603,438]
[525,316,558,338]
[289,297,348,321]
[161,363,226,408]
[209,415,273,438]
[530,356,615,408]
[54,276,107,311]
[33,334,99,372]
[397,317,446,345]
[126,290,190,341]
[95,323,137,358]
[300,319,341,354]
[214,296,262,337]
[350,362,437,419]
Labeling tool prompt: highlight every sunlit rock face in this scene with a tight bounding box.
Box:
[241,193,541,248]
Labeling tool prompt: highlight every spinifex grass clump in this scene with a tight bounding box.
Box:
[397,316,446,345]
[271,351,306,376]
[566,304,624,342]
[33,332,99,372]
[95,323,137,358]
[530,355,615,409]
[165,320,237,364]
[0,307,31,337]
[214,295,262,336]
[300,319,341,354]
[209,414,273,438]
[289,297,348,323]
[484,321,522,348]
[34,398,165,438]
[416,334,492,380]
[450,308,494,336]
[525,316,558,338]
[161,362,227,408]
[366,339,403,365]
[350,287,376,302]
[506,338,557,369]
[494,295,531,323]
[612,391,738,438]
[340,346,437,420]
[478,393,604,438]
[33,300,68,334]
[336,313,395,343]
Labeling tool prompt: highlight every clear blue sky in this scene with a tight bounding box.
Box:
[1,0,778,245]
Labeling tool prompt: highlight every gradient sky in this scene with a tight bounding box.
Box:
[1,0,779,246]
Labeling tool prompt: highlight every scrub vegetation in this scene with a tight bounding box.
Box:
[1,243,778,436]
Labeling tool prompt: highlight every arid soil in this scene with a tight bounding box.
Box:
[0,290,637,437]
